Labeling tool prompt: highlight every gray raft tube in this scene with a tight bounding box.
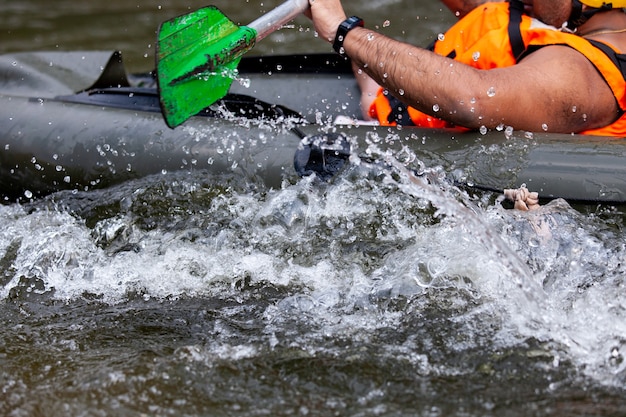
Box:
[0,50,625,204]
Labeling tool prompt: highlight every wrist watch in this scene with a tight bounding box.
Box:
[333,16,364,56]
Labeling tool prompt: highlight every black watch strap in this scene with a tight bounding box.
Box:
[333,16,364,56]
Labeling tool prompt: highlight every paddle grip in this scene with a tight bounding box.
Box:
[247,0,310,41]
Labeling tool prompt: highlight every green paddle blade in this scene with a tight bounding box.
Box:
[157,6,257,128]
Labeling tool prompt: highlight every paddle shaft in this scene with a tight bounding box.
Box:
[248,0,310,41]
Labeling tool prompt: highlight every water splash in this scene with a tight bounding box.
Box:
[0,136,625,391]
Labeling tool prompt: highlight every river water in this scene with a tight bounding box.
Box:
[1,0,626,415]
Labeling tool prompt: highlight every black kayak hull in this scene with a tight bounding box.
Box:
[1,50,626,204]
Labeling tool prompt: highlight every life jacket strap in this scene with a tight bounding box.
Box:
[386,95,416,126]
[508,0,526,61]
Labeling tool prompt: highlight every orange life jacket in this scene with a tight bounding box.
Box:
[369,0,626,136]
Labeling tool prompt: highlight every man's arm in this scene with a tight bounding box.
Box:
[309,0,619,133]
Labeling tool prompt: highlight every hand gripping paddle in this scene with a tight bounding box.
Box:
[156,0,310,128]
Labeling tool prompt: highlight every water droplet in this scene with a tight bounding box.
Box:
[479,126,488,135]
[609,347,623,367]
[541,123,549,131]
[63,176,71,183]
[472,51,480,62]
[524,131,534,139]
[504,126,514,138]
[437,33,445,41]
[24,190,32,199]
[382,20,390,28]
[571,105,577,113]
[486,87,496,97]
[432,104,440,112]
[366,33,375,41]
[398,89,404,96]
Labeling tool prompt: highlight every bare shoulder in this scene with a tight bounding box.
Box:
[517,44,602,84]
[514,44,618,130]
[472,44,619,132]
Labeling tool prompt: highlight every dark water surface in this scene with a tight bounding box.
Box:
[2,1,626,416]
[1,0,454,71]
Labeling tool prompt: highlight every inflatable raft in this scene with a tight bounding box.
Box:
[1,50,626,204]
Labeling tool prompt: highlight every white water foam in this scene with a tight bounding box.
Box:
[0,141,624,388]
